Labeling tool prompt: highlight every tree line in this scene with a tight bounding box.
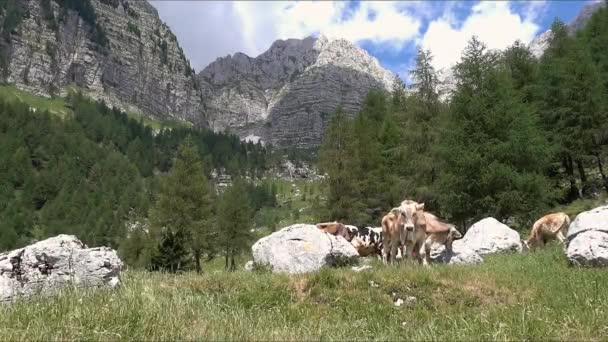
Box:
[318,14,608,230]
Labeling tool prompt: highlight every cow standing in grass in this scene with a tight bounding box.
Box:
[381,208,405,264]
[523,212,570,250]
[399,200,430,266]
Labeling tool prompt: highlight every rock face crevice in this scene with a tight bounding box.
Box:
[198,35,397,148]
[2,0,205,124]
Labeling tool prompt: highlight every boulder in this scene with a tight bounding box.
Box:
[566,205,608,266]
[252,224,359,274]
[429,240,484,265]
[0,235,123,302]
[460,218,522,256]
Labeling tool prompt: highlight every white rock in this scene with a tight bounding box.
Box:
[251,224,359,274]
[429,240,484,265]
[460,218,522,256]
[566,205,608,266]
[0,235,123,303]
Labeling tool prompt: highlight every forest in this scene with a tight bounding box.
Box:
[318,15,608,230]
[0,89,275,270]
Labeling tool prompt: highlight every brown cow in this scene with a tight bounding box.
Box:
[523,212,570,250]
[316,221,353,241]
[399,200,429,265]
[381,208,404,264]
[423,212,462,253]
[399,201,461,266]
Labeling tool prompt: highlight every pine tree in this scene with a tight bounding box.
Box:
[318,107,364,223]
[149,229,190,273]
[437,37,553,227]
[217,178,253,271]
[149,137,216,273]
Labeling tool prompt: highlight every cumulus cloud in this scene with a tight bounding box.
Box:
[150,1,547,75]
[421,2,544,71]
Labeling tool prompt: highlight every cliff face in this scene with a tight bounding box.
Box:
[198,36,397,148]
[529,1,606,58]
[0,0,204,124]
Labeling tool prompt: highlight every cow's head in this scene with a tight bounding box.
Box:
[445,226,462,252]
[399,201,425,232]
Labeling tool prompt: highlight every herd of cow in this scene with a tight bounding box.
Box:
[316,199,572,266]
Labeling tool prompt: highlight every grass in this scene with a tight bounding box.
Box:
[0,85,70,117]
[2,246,608,340]
[552,195,608,218]
[0,84,192,131]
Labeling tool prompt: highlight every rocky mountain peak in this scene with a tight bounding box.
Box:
[198,35,397,148]
[529,1,606,58]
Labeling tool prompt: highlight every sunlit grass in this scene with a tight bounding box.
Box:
[2,246,607,340]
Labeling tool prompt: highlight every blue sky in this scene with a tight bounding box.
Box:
[151,1,595,84]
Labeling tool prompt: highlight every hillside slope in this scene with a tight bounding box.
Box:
[0,0,205,124]
[198,35,397,148]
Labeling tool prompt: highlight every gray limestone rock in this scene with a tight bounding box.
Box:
[251,224,359,274]
[429,240,484,265]
[198,35,397,148]
[2,0,204,124]
[0,235,123,303]
[460,218,522,256]
[566,205,608,267]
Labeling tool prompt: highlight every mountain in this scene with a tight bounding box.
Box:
[529,1,606,58]
[197,35,397,148]
[0,0,204,125]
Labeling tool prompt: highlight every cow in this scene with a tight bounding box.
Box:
[523,212,570,250]
[316,221,353,241]
[348,226,384,257]
[423,212,462,253]
[399,200,430,266]
[381,208,405,264]
[399,201,462,266]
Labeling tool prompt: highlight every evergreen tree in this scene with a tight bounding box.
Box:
[437,37,553,227]
[149,137,216,273]
[149,229,190,273]
[217,178,253,271]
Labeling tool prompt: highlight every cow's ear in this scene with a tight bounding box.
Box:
[417,203,425,211]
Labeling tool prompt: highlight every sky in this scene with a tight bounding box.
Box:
[150,0,596,84]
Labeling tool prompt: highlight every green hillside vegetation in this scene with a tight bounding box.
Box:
[0,89,272,263]
[2,247,608,340]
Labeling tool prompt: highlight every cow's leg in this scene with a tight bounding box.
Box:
[556,231,566,245]
[390,240,400,265]
[417,241,429,266]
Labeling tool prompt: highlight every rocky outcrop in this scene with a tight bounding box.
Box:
[1,0,204,124]
[251,224,359,274]
[529,1,606,58]
[566,205,608,267]
[460,218,522,256]
[0,235,123,302]
[429,240,484,265]
[198,35,397,148]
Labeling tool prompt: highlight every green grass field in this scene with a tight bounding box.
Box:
[0,85,71,117]
[1,246,607,341]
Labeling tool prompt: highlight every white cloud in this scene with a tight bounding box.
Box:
[421,1,543,71]
[232,1,423,55]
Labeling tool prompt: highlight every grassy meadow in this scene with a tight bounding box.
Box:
[1,246,607,341]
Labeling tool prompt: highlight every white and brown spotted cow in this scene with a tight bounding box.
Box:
[523,212,570,250]
[347,226,383,257]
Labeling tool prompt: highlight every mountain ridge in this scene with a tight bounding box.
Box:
[197,35,398,148]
